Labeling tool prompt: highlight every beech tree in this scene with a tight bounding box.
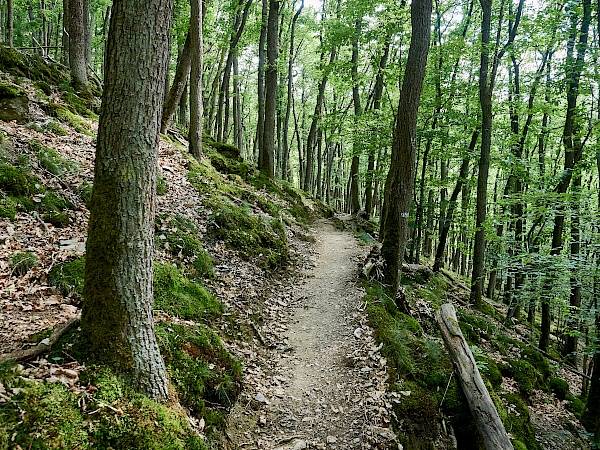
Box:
[68,0,88,90]
[380,0,432,295]
[81,0,174,400]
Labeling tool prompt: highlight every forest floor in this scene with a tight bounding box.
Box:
[225,218,398,450]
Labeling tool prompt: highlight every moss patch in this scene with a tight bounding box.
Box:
[0,195,16,219]
[156,323,242,434]
[49,257,85,301]
[154,263,222,321]
[0,163,32,195]
[0,363,206,450]
[0,45,68,85]
[9,251,39,275]
[206,198,287,268]
[501,393,542,450]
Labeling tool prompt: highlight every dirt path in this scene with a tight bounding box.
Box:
[227,218,397,450]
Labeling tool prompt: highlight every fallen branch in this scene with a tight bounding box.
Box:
[0,315,81,364]
[436,303,514,450]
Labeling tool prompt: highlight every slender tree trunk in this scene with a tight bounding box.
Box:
[189,0,203,159]
[233,53,243,151]
[283,0,304,181]
[540,0,590,352]
[380,0,432,295]
[68,0,88,90]
[470,0,523,308]
[255,0,268,164]
[161,31,191,134]
[82,0,173,401]
[7,0,13,47]
[348,22,362,214]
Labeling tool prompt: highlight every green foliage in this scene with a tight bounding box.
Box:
[392,381,439,446]
[521,347,551,381]
[0,365,207,450]
[458,310,497,344]
[60,91,97,118]
[156,323,242,433]
[0,195,17,219]
[43,210,70,227]
[10,251,39,275]
[157,173,168,195]
[154,263,222,321]
[48,257,85,301]
[481,357,503,390]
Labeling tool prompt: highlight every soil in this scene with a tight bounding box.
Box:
[225,218,398,450]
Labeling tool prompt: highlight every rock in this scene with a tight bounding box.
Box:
[326,436,337,444]
[255,392,267,403]
[292,440,307,450]
[0,94,28,123]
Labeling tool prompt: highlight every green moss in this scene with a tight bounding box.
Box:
[78,183,93,206]
[31,139,77,175]
[157,173,168,195]
[442,379,481,448]
[42,102,93,135]
[392,381,438,446]
[45,120,68,136]
[0,196,16,219]
[501,393,542,450]
[154,263,222,321]
[10,251,39,275]
[0,163,31,195]
[0,81,26,98]
[0,365,206,450]
[60,91,97,119]
[481,358,503,390]
[43,210,70,227]
[156,323,242,434]
[156,216,214,278]
[39,191,73,213]
[34,81,52,96]
[522,347,551,381]
[207,199,288,268]
[512,439,528,450]
[0,45,69,85]
[501,359,538,398]
[458,310,497,344]
[549,377,569,400]
[49,257,85,301]
[566,395,585,417]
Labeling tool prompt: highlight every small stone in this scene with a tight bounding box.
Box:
[326,436,337,444]
[293,440,307,450]
[255,392,267,403]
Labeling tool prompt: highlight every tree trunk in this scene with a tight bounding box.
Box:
[82,0,173,401]
[436,303,515,450]
[7,0,13,47]
[258,0,278,178]
[68,0,88,90]
[255,0,268,165]
[380,0,431,295]
[348,22,362,214]
[539,0,590,352]
[189,0,203,159]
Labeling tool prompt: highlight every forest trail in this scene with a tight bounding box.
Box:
[227,218,397,450]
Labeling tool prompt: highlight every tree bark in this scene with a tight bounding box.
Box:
[161,31,191,134]
[7,0,13,47]
[82,0,173,401]
[348,22,362,214]
[68,0,88,90]
[255,0,268,164]
[380,0,432,295]
[436,303,515,450]
[189,0,203,159]
[258,0,278,178]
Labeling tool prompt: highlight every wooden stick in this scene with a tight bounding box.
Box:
[0,315,80,364]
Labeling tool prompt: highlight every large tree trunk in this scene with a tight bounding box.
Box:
[436,303,514,450]
[82,0,173,401]
[68,0,88,90]
[380,0,431,295]
[255,0,268,164]
[7,0,13,47]
[259,0,278,178]
[189,0,203,159]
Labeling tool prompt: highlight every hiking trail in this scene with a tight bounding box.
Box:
[226,218,398,450]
